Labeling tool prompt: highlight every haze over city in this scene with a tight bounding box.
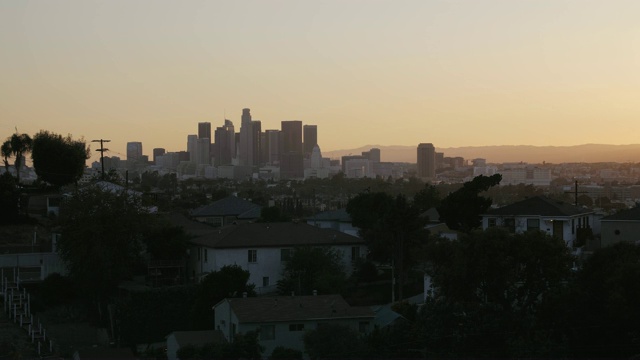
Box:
[2,0,639,164]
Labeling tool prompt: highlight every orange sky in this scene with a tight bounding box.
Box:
[1,0,639,163]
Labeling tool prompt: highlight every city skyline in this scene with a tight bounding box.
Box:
[2,1,639,164]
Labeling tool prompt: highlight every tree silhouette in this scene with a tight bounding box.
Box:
[1,132,33,185]
[31,131,90,187]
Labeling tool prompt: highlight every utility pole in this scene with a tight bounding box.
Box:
[565,180,587,206]
[92,139,110,180]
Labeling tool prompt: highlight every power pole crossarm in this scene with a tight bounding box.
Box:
[92,139,111,180]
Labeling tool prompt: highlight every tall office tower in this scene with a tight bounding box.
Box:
[196,138,210,165]
[303,125,317,159]
[417,143,436,180]
[239,108,252,166]
[250,120,262,167]
[214,119,235,166]
[198,122,211,141]
[264,130,280,165]
[152,148,166,164]
[198,122,212,162]
[126,142,143,161]
[187,135,198,162]
[280,120,304,179]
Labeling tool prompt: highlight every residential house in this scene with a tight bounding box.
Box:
[186,220,366,292]
[305,208,360,237]
[599,206,640,248]
[482,196,595,248]
[190,196,261,227]
[213,294,375,357]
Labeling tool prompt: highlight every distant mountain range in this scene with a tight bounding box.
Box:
[323,144,640,164]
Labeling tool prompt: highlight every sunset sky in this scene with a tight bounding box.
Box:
[1,0,639,163]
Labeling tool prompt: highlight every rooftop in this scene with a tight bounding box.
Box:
[191,196,261,218]
[488,196,593,217]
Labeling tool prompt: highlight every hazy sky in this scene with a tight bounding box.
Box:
[1,0,639,163]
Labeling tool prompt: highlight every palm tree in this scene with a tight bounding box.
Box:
[1,132,33,185]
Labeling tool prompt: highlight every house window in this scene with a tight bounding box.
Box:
[204,249,208,263]
[289,324,304,332]
[526,218,540,232]
[263,276,270,287]
[503,218,516,233]
[351,246,360,262]
[260,325,275,340]
[359,321,369,333]
[248,250,257,263]
[281,248,291,262]
[488,218,497,227]
[572,219,575,234]
[197,248,201,261]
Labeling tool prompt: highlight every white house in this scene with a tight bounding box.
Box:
[481,196,595,248]
[169,214,366,292]
[213,294,375,357]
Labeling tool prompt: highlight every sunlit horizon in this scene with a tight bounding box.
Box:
[2,0,639,163]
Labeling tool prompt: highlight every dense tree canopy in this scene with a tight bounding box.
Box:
[31,131,90,187]
[57,187,152,304]
[437,174,502,232]
[347,192,427,300]
[277,246,347,296]
[191,265,256,330]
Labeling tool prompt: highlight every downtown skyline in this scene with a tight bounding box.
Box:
[2,1,639,164]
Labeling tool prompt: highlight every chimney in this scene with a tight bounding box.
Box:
[242,292,247,298]
[313,290,317,296]
[291,291,295,297]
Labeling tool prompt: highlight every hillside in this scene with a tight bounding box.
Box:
[323,144,640,164]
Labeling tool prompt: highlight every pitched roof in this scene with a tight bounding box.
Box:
[189,221,364,249]
[601,206,640,221]
[306,209,352,222]
[488,196,592,217]
[219,295,375,323]
[191,196,261,218]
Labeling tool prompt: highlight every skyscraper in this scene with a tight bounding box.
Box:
[280,120,304,179]
[126,142,143,161]
[250,120,262,167]
[198,122,212,163]
[198,122,211,141]
[303,125,317,159]
[264,130,280,165]
[239,108,252,166]
[187,135,198,162]
[214,119,235,166]
[417,143,436,180]
[152,148,165,164]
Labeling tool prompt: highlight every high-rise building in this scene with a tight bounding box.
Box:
[280,120,304,179]
[198,122,211,141]
[239,108,252,166]
[264,130,280,165]
[187,135,198,162]
[196,138,210,165]
[250,120,262,167]
[303,125,317,159]
[198,122,212,163]
[152,148,165,164]
[417,143,436,180]
[126,142,143,161]
[214,119,235,166]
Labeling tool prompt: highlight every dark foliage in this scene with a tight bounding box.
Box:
[277,246,346,296]
[31,131,90,187]
[437,174,502,232]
